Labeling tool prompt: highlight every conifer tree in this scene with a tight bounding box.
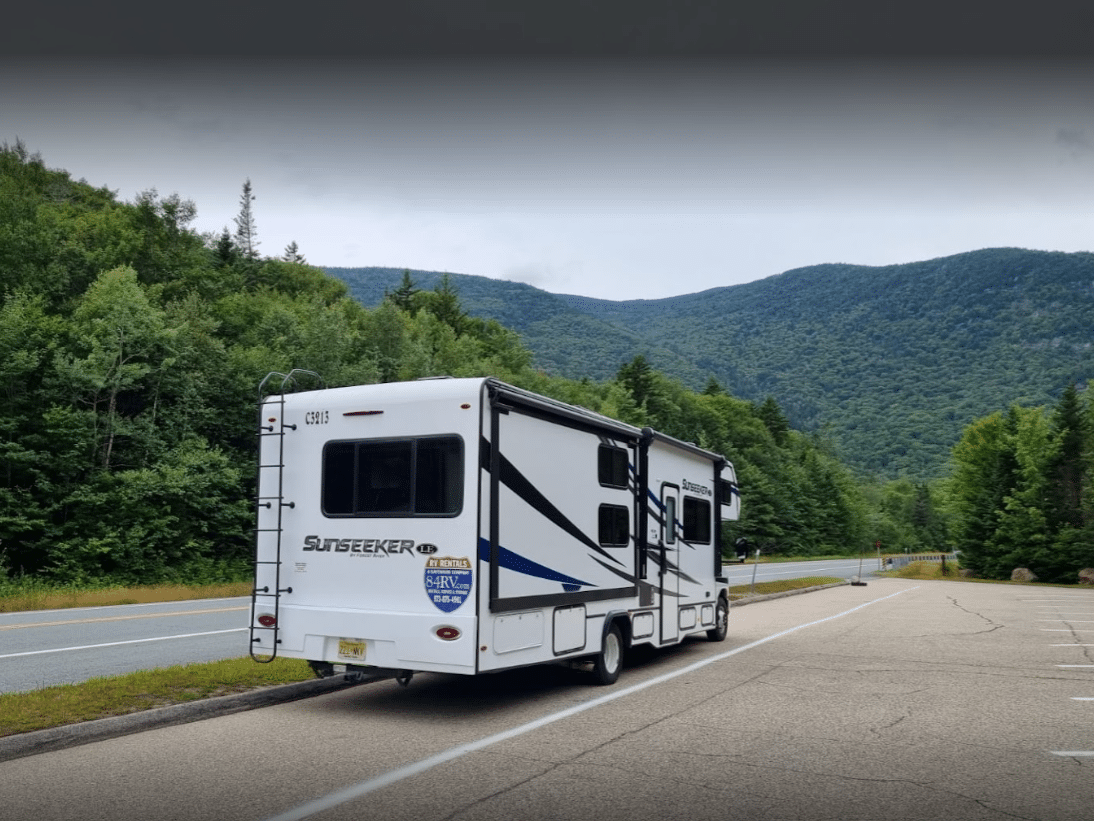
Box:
[282,241,306,264]
[233,178,259,261]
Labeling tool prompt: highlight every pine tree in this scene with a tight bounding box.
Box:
[1047,384,1087,531]
[282,241,306,264]
[385,270,420,313]
[233,179,259,261]
[212,228,238,268]
[756,397,790,446]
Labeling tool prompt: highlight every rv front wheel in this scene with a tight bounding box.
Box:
[592,623,623,685]
[706,598,728,642]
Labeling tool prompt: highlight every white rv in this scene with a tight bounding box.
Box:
[250,373,740,685]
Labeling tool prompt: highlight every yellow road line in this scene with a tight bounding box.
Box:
[0,606,248,630]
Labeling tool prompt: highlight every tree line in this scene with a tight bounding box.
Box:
[0,142,1023,588]
[947,383,1094,582]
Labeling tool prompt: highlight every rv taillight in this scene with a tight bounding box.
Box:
[435,626,461,641]
[257,614,277,627]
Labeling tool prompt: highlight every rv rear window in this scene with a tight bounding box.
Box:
[682,497,711,543]
[322,436,463,517]
[598,504,629,546]
[598,445,629,488]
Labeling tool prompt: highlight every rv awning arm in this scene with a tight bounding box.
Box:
[485,379,643,443]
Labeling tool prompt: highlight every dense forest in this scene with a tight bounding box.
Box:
[1,144,913,587]
[948,384,1094,583]
[2,144,1088,587]
[332,250,1094,480]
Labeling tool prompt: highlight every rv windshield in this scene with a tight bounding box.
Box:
[322,436,463,517]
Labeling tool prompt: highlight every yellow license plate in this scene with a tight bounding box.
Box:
[337,639,366,660]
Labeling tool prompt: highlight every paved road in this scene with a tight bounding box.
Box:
[4,579,1093,821]
[723,556,882,586]
[2,560,874,693]
[0,598,250,693]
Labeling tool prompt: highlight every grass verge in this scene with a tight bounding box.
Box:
[881,560,1094,588]
[0,581,253,613]
[0,656,316,738]
[728,576,844,601]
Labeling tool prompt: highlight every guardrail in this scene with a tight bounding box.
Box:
[881,552,956,570]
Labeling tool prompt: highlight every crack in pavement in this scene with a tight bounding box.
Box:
[718,758,1041,820]
[948,595,1006,634]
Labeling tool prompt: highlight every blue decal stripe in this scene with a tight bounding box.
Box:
[482,437,623,567]
[479,538,594,588]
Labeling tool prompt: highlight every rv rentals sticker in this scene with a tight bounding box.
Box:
[424,556,472,613]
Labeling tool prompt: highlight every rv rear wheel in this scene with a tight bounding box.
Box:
[592,623,623,685]
[706,598,728,642]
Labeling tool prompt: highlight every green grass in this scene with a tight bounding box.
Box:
[881,560,1094,589]
[0,656,317,738]
[879,560,961,581]
[0,581,253,613]
[727,576,844,600]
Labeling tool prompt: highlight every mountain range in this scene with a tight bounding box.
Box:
[327,247,1094,480]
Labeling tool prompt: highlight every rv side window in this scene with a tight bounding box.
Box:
[682,497,711,543]
[322,436,463,517]
[598,504,630,546]
[598,445,629,488]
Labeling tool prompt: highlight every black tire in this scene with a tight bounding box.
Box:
[308,660,335,678]
[592,623,624,685]
[706,597,729,642]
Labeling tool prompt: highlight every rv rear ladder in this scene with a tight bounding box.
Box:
[249,370,320,662]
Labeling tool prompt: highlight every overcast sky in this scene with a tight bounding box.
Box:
[3,3,1094,299]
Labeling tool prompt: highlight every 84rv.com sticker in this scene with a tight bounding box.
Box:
[424,556,472,613]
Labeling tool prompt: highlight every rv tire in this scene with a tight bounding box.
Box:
[706,597,728,642]
[592,623,624,685]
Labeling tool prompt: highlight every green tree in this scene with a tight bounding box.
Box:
[282,240,306,264]
[233,178,259,261]
[385,270,420,314]
[56,266,176,469]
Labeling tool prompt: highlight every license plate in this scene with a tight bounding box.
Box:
[337,639,366,660]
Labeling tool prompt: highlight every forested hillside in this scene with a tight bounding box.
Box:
[330,267,708,385]
[332,250,1094,479]
[0,145,892,585]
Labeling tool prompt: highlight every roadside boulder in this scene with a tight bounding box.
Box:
[1078,568,1094,585]
[1011,567,1038,583]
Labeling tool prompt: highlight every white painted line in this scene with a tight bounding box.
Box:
[1041,629,1094,632]
[0,606,248,631]
[1051,751,1094,756]
[1057,665,1094,668]
[1070,698,1094,701]
[1050,644,1094,647]
[261,586,920,821]
[1039,620,1094,623]
[0,628,247,659]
